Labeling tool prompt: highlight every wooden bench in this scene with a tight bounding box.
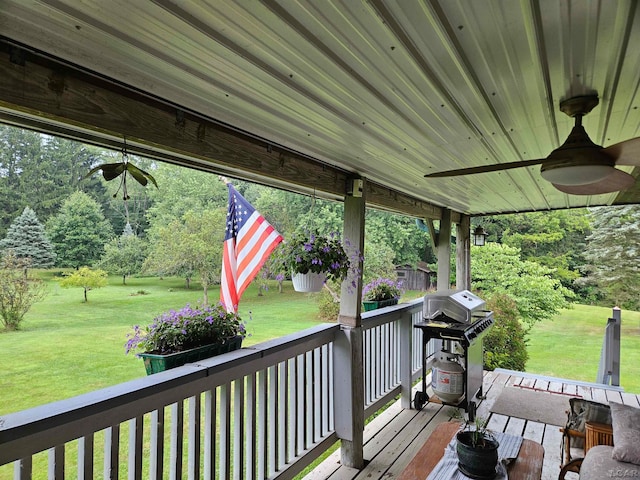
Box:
[398,421,544,480]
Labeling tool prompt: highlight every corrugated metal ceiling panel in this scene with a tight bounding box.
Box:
[1,0,639,215]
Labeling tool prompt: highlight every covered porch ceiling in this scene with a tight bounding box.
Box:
[1,0,640,218]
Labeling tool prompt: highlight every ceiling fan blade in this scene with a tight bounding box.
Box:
[424,158,545,178]
[552,169,635,195]
[605,137,640,166]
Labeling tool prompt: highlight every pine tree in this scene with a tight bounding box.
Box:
[579,205,640,309]
[0,207,56,268]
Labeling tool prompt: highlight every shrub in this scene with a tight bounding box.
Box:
[317,288,340,321]
[0,252,47,331]
[483,293,529,371]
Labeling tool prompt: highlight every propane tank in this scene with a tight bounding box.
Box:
[431,350,465,403]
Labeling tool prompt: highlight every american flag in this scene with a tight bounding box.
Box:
[220,184,283,313]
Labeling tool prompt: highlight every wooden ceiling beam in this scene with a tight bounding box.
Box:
[0,40,446,220]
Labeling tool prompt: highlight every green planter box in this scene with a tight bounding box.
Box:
[138,336,243,375]
[362,298,399,311]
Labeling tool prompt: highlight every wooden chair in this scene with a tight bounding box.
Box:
[584,421,613,454]
[558,421,614,479]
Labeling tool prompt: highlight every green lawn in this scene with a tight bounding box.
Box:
[0,275,324,416]
[526,304,640,393]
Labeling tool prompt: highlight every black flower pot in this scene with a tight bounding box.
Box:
[456,431,499,480]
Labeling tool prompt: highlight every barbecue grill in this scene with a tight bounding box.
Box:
[413,289,494,419]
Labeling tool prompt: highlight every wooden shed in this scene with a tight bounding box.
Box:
[395,262,436,292]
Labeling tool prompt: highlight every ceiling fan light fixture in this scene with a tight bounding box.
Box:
[540,163,616,186]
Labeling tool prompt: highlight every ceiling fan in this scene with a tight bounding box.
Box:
[424,95,640,195]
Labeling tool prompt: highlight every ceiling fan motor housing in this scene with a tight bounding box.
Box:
[540,110,616,186]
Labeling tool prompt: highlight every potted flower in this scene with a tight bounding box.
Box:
[280,231,353,292]
[125,303,245,375]
[456,415,499,479]
[362,277,404,311]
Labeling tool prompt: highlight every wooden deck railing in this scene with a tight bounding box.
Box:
[0,299,432,480]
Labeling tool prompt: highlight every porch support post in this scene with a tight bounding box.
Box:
[436,209,452,291]
[456,214,471,290]
[399,310,413,409]
[334,178,366,469]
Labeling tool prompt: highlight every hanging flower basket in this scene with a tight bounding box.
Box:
[276,231,360,293]
[292,271,326,292]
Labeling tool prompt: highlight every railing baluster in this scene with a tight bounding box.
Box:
[296,354,304,455]
[286,358,296,462]
[267,365,277,476]
[277,361,287,470]
[246,373,257,480]
[375,326,381,398]
[149,410,162,480]
[363,329,370,405]
[304,351,312,449]
[203,389,216,480]
[48,445,64,480]
[220,384,231,480]
[14,456,31,480]
[313,348,321,443]
[78,433,93,480]
[233,379,244,480]
[328,343,335,432]
[188,395,201,480]
[170,401,184,480]
[388,323,393,390]
[321,344,329,436]
[257,369,267,480]
[128,416,143,480]
[106,426,120,480]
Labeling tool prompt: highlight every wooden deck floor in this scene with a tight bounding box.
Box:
[305,369,640,480]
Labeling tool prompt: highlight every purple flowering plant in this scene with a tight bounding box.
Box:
[279,230,358,283]
[125,303,245,355]
[362,277,404,301]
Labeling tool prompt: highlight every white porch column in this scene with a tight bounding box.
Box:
[437,208,452,291]
[456,214,471,290]
[334,178,365,469]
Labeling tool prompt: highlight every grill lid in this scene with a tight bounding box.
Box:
[423,289,486,324]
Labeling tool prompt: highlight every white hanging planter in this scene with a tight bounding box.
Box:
[291,272,326,292]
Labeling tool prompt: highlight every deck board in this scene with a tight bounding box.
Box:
[305,371,639,480]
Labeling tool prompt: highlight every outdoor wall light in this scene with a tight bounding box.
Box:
[473,226,487,246]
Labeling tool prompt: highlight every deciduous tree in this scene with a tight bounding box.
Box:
[143,209,226,305]
[59,266,108,302]
[472,243,574,329]
[98,223,147,284]
[47,191,113,268]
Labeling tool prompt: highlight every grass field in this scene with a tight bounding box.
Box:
[526,303,640,393]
